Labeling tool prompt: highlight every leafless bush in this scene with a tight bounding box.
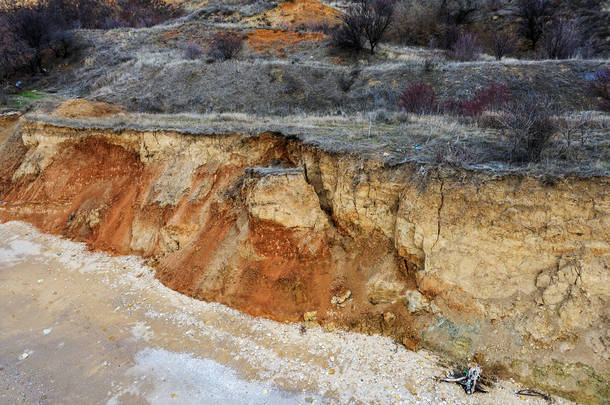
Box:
[398,82,438,114]
[554,113,592,159]
[516,0,554,51]
[449,32,481,61]
[455,82,511,116]
[389,0,440,46]
[497,92,557,162]
[540,18,581,59]
[116,0,181,28]
[184,42,203,60]
[49,30,74,58]
[330,0,395,54]
[329,5,366,52]
[488,28,515,60]
[361,0,395,54]
[428,136,474,168]
[207,32,243,61]
[422,57,441,73]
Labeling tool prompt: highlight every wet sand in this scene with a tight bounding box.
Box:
[0,221,570,404]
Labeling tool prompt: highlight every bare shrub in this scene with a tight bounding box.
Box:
[116,0,181,28]
[390,0,440,46]
[433,23,461,50]
[554,113,592,159]
[422,57,441,73]
[5,5,61,74]
[516,0,554,51]
[329,4,365,51]
[207,32,243,61]
[428,136,474,168]
[360,0,395,54]
[540,18,581,59]
[184,42,203,60]
[0,0,180,81]
[330,0,395,54]
[488,27,515,60]
[49,30,74,58]
[497,92,556,162]
[457,82,510,116]
[590,67,610,112]
[398,82,438,114]
[449,32,481,61]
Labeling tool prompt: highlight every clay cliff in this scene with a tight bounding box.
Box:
[0,114,608,403]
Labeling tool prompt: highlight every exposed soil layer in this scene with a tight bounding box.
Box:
[252,0,340,27]
[0,114,608,404]
[247,28,326,57]
[51,98,123,119]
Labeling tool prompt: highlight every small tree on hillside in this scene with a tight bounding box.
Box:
[9,6,56,73]
[330,0,395,54]
[516,0,554,51]
[488,27,515,60]
[361,0,395,54]
[330,3,366,51]
[540,18,581,59]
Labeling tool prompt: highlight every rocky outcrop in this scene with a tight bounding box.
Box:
[0,114,608,404]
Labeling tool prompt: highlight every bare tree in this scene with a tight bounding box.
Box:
[489,27,515,60]
[540,18,581,59]
[438,0,480,26]
[449,32,481,61]
[516,0,554,51]
[360,0,395,54]
[329,2,366,51]
[330,0,395,54]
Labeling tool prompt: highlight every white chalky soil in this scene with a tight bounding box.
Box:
[0,221,569,405]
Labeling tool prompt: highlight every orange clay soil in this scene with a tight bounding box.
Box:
[52,99,123,119]
[0,127,420,344]
[253,0,340,27]
[247,28,326,56]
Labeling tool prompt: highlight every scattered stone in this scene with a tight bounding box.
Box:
[403,290,430,314]
[323,322,336,332]
[331,290,351,307]
[383,312,396,325]
[303,311,317,322]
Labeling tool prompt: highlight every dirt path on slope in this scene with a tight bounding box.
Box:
[0,221,569,405]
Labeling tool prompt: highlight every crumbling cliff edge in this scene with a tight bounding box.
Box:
[1,114,607,403]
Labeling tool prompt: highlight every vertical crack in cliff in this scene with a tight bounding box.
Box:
[432,177,444,251]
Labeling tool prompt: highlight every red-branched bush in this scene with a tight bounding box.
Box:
[457,82,511,116]
[398,82,438,114]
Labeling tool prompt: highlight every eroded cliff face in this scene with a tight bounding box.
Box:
[1,115,608,403]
